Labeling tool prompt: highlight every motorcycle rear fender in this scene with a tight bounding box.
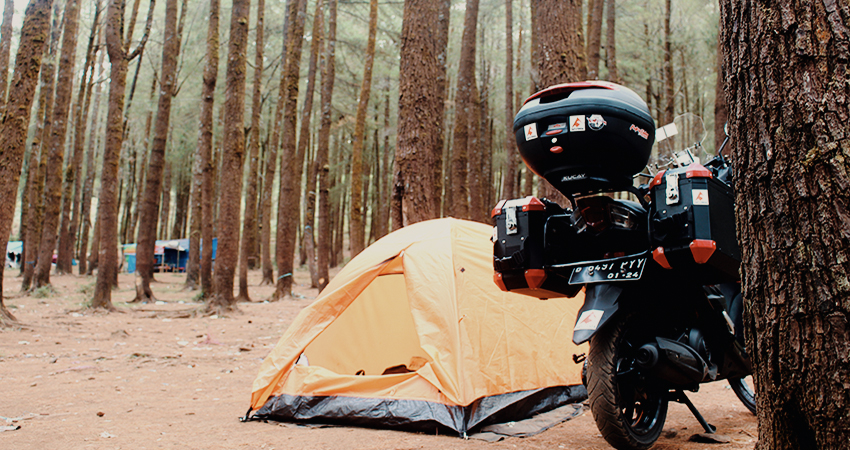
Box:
[572,283,623,345]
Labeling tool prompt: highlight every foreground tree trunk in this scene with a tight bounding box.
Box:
[0,0,53,325]
[134,0,180,303]
[33,0,81,284]
[236,0,265,302]
[604,0,618,83]
[720,1,850,448]
[273,0,307,300]
[206,0,250,313]
[0,0,14,111]
[92,0,153,310]
[394,0,450,226]
[586,0,603,79]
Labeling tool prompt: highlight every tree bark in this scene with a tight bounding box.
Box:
[78,45,104,276]
[158,159,172,239]
[134,0,179,303]
[713,25,727,155]
[0,0,53,325]
[236,0,266,302]
[586,0,603,79]
[720,0,850,448]
[604,0,618,83]
[395,0,450,226]
[273,0,307,300]
[0,0,15,112]
[92,0,154,310]
[348,0,378,257]
[501,0,518,200]
[316,0,337,292]
[662,0,674,124]
[33,0,81,285]
[206,0,251,313]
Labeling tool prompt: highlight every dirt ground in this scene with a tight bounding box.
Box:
[0,267,757,450]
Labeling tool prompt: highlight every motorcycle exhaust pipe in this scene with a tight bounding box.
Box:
[634,337,710,386]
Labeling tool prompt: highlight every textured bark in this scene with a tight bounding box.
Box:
[0,0,53,325]
[33,0,81,284]
[0,0,14,111]
[377,91,390,238]
[158,160,172,238]
[714,29,728,154]
[295,0,323,289]
[134,0,179,303]
[273,0,307,300]
[532,0,585,202]
[92,0,154,310]
[348,0,378,257]
[720,1,850,448]
[586,0,603,80]
[206,0,250,313]
[198,0,219,298]
[604,0,618,83]
[501,0,517,200]
[78,45,104,276]
[662,0,674,124]
[316,0,337,292]
[395,0,450,226]
[448,0,479,221]
[236,0,266,302]
[57,1,101,273]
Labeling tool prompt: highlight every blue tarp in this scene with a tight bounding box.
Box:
[123,238,216,273]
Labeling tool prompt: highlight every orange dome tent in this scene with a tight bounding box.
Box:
[247,218,587,435]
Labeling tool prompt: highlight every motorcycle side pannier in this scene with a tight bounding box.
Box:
[492,197,581,299]
[513,81,655,197]
[649,164,741,284]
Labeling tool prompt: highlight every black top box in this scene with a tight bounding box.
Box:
[513,81,655,197]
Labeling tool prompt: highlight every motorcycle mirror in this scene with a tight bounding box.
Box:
[724,122,729,137]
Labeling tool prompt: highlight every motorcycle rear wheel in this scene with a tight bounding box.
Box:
[729,376,756,414]
[587,315,668,450]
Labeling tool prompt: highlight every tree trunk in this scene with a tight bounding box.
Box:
[532,0,585,202]
[78,45,104,276]
[377,90,390,239]
[273,0,307,300]
[720,1,850,448]
[58,2,101,274]
[33,0,81,285]
[206,0,250,313]
[158,159,172,239]
[348,0,378,257]
[295,0,323,289]
[236,0,265,302]
[586,0,603,80]
[316,0,337,292]
[500,0,518,201]
[0,0,53,325]
[197,0,219,298]
[0,0,14,111]
[604,0,618,83]
[134,0,180,303]
[713,27,727,155]
[448,0,479,221]
[395,0,450,226]
[92,0,154,310]
[662,0,674,124]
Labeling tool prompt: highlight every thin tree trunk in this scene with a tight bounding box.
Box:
[348,0,378,257]
[236,0,265,302]
[316,0,336,292]
[586,0,603,79]
[662,0,674,124]
[158,159,172,239]
[377,90,390,239]
[78,47,104,276]
[206,0,250,313]
[720,0,850,447]
[273,0,307,300]
[713,26,727,155]
[395,0,450,226]
[92,0,154,310]
[197,0,219,298]
[604,0,618,83]
[134,0,180,303]
[33,0,82,285]
[449,0,479,221]
[0,0,15,111]
[0,0,54,325]
[500,0,517,201]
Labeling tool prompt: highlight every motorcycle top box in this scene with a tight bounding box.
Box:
[514,81,655,196]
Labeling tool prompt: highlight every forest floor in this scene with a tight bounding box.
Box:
[1,266,757,450]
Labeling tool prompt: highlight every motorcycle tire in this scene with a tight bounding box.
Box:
[587,315,668,450]
[729,376,756,415]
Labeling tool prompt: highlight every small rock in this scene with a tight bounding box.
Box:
[97,412,105,417]
[689,433,732,444]
[663,428,678,438]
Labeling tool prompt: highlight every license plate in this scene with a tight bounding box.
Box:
[568,254,648,285]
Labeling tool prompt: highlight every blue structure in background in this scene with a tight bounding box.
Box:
[123,238,216,273]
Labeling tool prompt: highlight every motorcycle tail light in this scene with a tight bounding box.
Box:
[579,204,609,233]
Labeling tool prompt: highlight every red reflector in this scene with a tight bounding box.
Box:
[494,272,508,291]
[524,269,547,290]
[545,129,562,136]
[522,196,546,212]
[689,239,716,264]
[685,163,713,179]
[652,247,672,269]
[650,170,666,189]
[491,199,507,218]
[549,146,564,154]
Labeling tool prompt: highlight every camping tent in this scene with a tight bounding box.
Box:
[248,218,588,435]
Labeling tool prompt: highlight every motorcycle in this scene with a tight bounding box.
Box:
[492,81,755,450]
